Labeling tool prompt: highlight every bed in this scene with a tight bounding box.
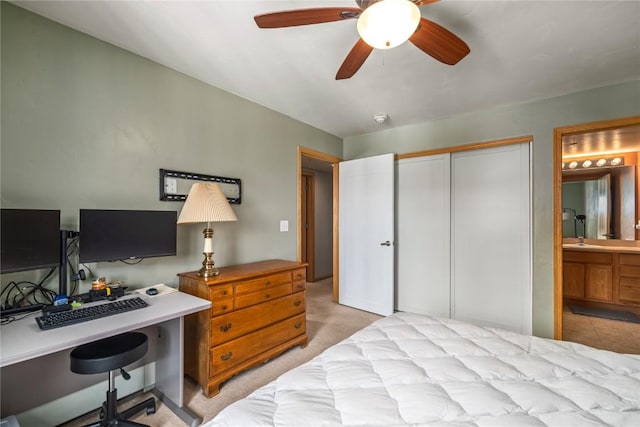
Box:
[205,312,640,426]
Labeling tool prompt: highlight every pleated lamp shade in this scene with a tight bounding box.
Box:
[177,183,238,224]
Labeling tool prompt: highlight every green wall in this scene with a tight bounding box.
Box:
[344,80,640,338]
[3,2,640,339]
[0,2,342,293]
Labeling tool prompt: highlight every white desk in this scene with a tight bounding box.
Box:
[0,291,210,426]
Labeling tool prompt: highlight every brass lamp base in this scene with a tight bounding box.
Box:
[198,252,219,278]
[197,227,219,278]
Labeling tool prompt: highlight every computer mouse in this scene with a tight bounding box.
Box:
[146,288,159,296]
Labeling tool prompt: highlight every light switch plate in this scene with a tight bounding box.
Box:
[280,220,289,232]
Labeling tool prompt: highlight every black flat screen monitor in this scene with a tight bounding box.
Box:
[1,209,61,274]
[79,209,177,263]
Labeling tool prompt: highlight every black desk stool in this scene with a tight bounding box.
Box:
[70,332,156,427]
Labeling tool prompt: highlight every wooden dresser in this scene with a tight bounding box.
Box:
[178,259,308,397]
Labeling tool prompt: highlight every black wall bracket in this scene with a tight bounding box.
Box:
[159,168,242,204]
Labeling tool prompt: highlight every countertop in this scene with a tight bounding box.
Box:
[562,243,640,254]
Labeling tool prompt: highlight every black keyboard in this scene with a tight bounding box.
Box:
[36,297,148,330]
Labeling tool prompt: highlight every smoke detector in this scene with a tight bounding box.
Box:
[373,113,388,124]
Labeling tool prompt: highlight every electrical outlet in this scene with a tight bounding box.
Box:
[165,177,178,194]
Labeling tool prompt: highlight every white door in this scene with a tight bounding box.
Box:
[339,153,395,316]
[396,154,451,317]
[451,143,531,334]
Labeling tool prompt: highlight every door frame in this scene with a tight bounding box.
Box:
[301,171,316,281]
[553,115,640,340]
[297,146,342,302]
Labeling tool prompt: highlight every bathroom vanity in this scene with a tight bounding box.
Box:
[563,242,640,315]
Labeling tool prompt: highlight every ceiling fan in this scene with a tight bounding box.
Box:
[254,0,470,80]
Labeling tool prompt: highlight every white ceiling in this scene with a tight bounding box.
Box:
[13,0,640,138]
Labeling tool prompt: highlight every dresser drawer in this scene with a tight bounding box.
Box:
[210,285,233,300]
[619,277,640,304]
[211,313,306,375]
[292,268,306,283]
[620,265,640,278]
[235,283,292,309]
[563,250,612,264]
[293,281,306,293]
[210,299,233,316]
[211,292,306,345]
[619,253,640,266]
[234,272,292,295]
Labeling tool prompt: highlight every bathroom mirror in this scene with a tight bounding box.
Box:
[562,165,636,240]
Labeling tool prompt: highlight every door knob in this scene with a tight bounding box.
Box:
[380,241,391,246]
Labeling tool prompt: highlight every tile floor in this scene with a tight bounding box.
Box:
[563,305,640,354]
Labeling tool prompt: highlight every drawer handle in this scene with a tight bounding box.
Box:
[221,305,228,311]
[294,300,302,307]
[221,290,228,296]
[296,274,303,279]
[220,352,233,361]
[265,294,271,299]
[220,323,232,333]
[265,280,271,286]
[294,322,302,329]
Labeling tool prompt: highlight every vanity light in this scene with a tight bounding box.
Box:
[562,155,625,171]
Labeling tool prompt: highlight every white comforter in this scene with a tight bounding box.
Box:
[206,312,640,426]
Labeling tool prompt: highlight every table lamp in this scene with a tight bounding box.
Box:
[177,182,238,277]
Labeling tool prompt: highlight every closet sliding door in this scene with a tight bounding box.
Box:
[395,141,531,334]
[451,143,531,334]
[396,155,450,317]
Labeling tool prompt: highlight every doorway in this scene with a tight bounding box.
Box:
[298,146,342,301]
[553,115,640,347]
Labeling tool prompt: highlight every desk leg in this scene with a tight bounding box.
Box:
[153,316,202,427]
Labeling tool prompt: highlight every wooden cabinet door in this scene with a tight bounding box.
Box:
[563,262,585,298]
[585,264,613,301]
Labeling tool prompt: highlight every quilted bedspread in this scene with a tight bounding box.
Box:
[206,312,640,426]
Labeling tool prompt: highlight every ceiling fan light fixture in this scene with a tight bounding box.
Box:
[357,0,421,50]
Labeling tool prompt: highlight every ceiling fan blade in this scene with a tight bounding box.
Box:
[336,39,373,80]
[254,7,361,28]
[336,39,374,80]
[409,17,470,65]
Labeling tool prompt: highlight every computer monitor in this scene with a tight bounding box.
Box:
[79,209,177,263]
[0,209,61,274]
